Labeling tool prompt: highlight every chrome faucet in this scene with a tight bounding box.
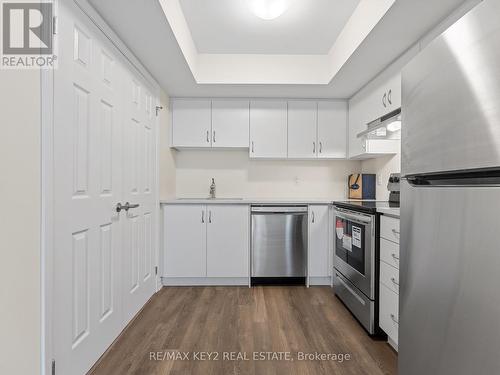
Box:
[209,178,216,199]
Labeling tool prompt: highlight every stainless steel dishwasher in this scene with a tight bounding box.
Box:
[251,206,307,285]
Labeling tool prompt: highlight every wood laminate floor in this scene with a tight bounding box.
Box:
[89,286,397,375]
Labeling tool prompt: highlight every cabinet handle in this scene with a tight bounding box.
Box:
[201,210,205,223]
[311,211,315,223]
[391,277,399,286]
[251,141,254,153]
[382,92,387,108]
[392,228,400,235]
[319,142,322,153]
[388,89,392,105]
[206,130,210,143]
[213,131,216,143]
[313,142,316,154]
[390,313,399,324]
[208,210,212,223]
[391,253,399,260]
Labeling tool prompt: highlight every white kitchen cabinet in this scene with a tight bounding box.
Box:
[164,204,207,277]
[287,101,318,159]
[348,72,401,159]
[172,99,211,148]
[308,205,330,278]
[317,101,347,159]
[206,205,249,277]
[163,204,249,281]
[379,215,400,350]
[211,100,249,148]
[249,100,287,158]
[379,283,399,347]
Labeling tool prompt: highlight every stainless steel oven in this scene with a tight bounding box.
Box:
[333,207,376,333]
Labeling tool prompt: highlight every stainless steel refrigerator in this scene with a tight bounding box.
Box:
[400,0,500,374]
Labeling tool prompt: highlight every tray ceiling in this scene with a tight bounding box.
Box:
[179,0,361,55]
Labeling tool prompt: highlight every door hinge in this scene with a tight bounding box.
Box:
[155,266,158,276]
[52,16,58,35]
[51,359,56,375]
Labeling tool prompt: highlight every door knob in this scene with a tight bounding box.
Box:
[116,202,140,212]
[124,202,140,211]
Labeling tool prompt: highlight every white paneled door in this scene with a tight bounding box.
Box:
[53,2,157,375]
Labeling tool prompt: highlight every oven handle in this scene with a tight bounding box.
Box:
[334,210,372,225]
[336,272,366,306]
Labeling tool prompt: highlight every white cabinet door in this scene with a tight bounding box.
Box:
[348,96,368,158]
[211,100,249,148]
[164,205,207,277]
[249,100,287,158]
[317,101,347,159]
[172,99,211,148]
[287,101,317,159]
[386,73,401,112]
[206,205,249,277]
[308,205,330,277]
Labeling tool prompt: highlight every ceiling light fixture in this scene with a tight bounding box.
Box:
[248,0,289,20]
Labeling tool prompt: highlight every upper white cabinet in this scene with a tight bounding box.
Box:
[211,100,249,148]
[317,101,347,159]
[288,101,318,159]
[171,98,347,159]
[172,99,212,148]
[249,100,288,158]
[308,205,330,278]
[287,100,347,159]
[348,72,401,159]
[206,205,249,277]
[172,99,250,148]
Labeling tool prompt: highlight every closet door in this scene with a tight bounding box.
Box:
[53,2,124,374]
[121,75,157,323]
[53,2,158,374]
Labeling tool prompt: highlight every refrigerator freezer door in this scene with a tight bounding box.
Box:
[399,181,500,375]
[402,0,500,176]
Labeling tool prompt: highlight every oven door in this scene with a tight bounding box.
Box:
[334,208,375,299]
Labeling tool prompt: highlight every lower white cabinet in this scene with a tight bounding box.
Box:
[163,204,249,280]
[379,283,399,346]
[379,215,400,350]
[164,204,207,277]
[308,205,330,278]
[206,205,249,277]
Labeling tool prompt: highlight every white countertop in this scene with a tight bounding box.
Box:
[376,207,400,218]
[160,197,342,205]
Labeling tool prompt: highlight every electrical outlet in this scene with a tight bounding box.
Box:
[377,175,382,186]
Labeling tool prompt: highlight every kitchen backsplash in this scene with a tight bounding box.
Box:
[174,150,362,199]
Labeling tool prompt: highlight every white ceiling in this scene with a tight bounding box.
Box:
[88,0,477,98]
[179,0,361,55]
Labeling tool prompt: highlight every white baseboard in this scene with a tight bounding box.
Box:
[308,277,332,286]
[161,277,249,286]
[388,337,399,352]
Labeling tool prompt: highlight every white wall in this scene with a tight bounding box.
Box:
[159,90,177,200]
[0,69,41,375]
[175,150,361,200]
[361,152,401,201]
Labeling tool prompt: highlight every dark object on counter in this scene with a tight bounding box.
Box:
[387,173,400,203]
[348,174,376,200]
